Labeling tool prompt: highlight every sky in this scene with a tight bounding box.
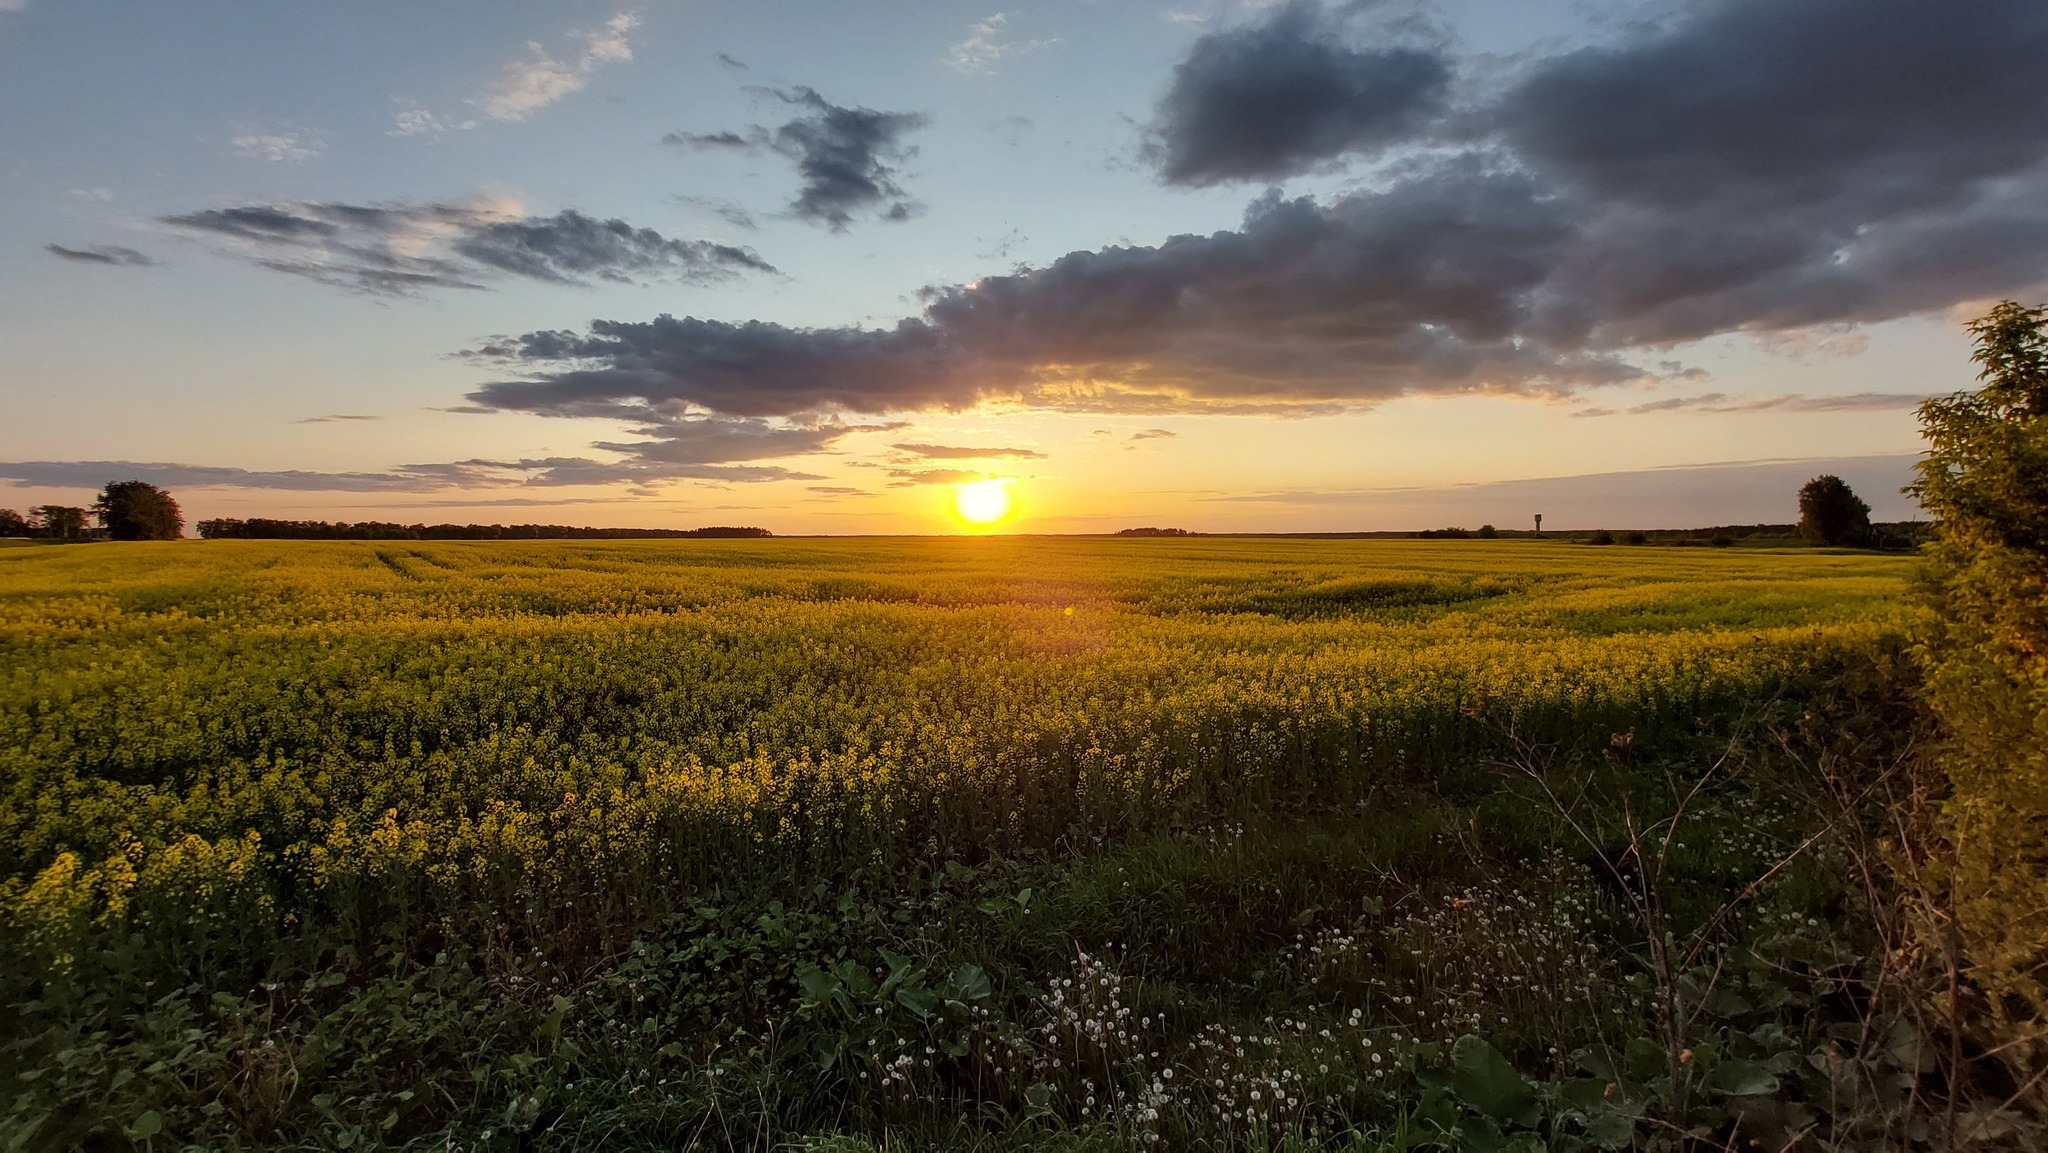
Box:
[3,0,2043,534]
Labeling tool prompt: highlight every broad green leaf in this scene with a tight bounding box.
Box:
[1449,1035,1540,1126]
[797,964,839,1005]
[945,963,991,1002]
[1708,1058,1780,1096]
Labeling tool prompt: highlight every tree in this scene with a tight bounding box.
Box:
[1906,300,2048,1084]
[93,480,183,541]
[1796,474,1871,546]
[31,505,89,539]
[0,508,28,537]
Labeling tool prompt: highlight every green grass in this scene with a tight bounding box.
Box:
[0,539,1924,1149]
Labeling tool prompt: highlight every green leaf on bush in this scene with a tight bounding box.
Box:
[129,1110,163,1139]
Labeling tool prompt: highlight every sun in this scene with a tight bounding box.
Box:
[953,478,1014,526]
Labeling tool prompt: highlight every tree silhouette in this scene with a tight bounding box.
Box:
[31,505,89,539]
[94,480,183,541]
[1796,475,1871,547]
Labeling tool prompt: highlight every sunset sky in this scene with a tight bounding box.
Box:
[5,0,2043,533]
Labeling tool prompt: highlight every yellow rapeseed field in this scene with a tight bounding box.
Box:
[1,536,1912,970]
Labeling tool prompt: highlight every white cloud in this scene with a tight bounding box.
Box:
[478,10,639,122]
[229,128,324,163]
[389,100,476,137]
[0,0,28,13]
[947,13,1054,74]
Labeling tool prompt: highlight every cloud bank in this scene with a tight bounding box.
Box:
[477,0,2048,425]
[161,200,774,295]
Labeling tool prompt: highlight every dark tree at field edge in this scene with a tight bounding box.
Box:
[95,480,184,540]
[1797,475,1872,547]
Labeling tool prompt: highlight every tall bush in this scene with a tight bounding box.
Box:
[1909,301,2048,1066]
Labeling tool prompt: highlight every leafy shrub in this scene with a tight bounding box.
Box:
[1909,301,2048,1082]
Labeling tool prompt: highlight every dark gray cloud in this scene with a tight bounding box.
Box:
[1148,0,1451,186]
[1130,428,1177,441]
[47,243,154,266]
[1498,0,2048,348]
[160,201,773,295]
[666,87,929,230]
[890,443,1046,460]
[586,411,901,474]
[467,0,2048,424]
[468,166,1631,417]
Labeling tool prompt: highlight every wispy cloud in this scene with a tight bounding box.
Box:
[229,127,324,163]
[0,451,822,494]
[887,468,990,486]
[947,14,1054,74]
[387,12,637,136]
[47,244,154,267]
[161,198,773,295]
[478,10,639,122]
[1571,392,1936,418]
[890,442,1046,459]
[1130,428,1177,440]
[295,414,380,424]
[388,100,477,137]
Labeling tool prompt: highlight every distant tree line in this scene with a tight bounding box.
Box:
[1405,477,1931,550]
[1,481,184,541]
[194,518,772,540]
[1114,527,1194,536]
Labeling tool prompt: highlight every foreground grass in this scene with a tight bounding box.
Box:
[0,539,1930,1148]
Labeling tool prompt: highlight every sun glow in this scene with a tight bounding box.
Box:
[953,478,1014,526]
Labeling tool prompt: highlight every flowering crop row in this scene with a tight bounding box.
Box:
[1,538,1912,985]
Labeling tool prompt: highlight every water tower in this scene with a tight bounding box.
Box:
[1534,513,1543,536]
